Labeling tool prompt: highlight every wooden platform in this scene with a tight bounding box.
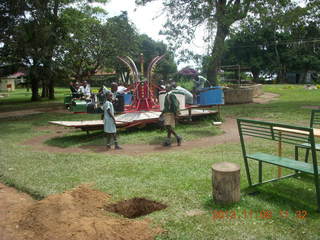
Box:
[49,109,218,133]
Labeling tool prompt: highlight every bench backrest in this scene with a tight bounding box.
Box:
[237,119,318,165]
[238,118,314,146]
[310,109,320,128]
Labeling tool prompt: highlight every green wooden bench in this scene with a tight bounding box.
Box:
[295,109,320,163]
[237,118,320,211]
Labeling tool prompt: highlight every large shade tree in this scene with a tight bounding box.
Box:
[136,0,254,85]
[136,0,315,85]
[60,11,140,82]
[220,0,320,83]
[0,0,108,101]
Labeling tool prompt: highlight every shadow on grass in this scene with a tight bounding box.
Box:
[202,176,319,218]
[45,131,104,148]
[243,180,319,218]
[186,129,217,137]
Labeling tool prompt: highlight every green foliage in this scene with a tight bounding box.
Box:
[137,34,177,81]
[0,0,109,100]
[60,10,139,82]
[220,0,320,83]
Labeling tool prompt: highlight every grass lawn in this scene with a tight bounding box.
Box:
[1,85,320,240]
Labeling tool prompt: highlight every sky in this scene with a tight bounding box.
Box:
[104,0,166,42]
[101,0,208,68]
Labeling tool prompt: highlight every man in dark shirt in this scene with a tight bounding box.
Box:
[160,84,182,146]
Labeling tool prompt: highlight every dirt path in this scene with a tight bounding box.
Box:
[253,92,279,104]
[23,118,239,156]
[0,105,69,119]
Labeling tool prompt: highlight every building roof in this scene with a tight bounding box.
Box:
[3,72,26,78]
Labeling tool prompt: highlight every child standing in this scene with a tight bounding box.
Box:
[160,84,182,147]
[103,92,122,150]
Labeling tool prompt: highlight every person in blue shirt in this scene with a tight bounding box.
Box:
[103,92,122,150]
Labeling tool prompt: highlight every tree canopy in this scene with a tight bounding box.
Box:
[0,0,176,100]
[220,0,320,83]
[136,0,319,85]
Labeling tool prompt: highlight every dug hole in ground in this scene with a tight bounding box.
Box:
[0,184,165,240]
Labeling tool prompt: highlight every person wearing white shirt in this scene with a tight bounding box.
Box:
[80,81,91,98]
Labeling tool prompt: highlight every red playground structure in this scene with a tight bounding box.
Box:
[117,54,165,112]
[130,81,158,111]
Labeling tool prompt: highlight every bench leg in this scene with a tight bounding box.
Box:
[258,161,262,183]
[305,149,310,163]
[312,165,320,212]
[314,174,320,212]
[244,157,252,186]
[294,146,299,174]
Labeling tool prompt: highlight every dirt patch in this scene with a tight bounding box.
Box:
[0,109,42,119]
[0,183,35,240]
[105,198,167,219]
[83,118,240,155]
[22,118,240,156]
[185,209,206,217]
[1,184,163,240]
[253,92,279,104]
[301,105,320,110]
[0,106,70,119]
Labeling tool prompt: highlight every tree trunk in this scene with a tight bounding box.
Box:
[251,69,260,83]
[301,70,308,83]
[30,68,40,101]
[41,79,47,98]
[212,162,240,204]
[48,75,55,100]
[278,64,287,83]
[207,24,229,86]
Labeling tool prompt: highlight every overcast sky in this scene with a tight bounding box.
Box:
[104,0,166,41]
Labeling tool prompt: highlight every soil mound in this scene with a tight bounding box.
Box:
[3,185,162,240]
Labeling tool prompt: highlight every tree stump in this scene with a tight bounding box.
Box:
[212,162,240,204]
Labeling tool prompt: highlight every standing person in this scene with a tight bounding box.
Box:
[103,92,122,150]
[160,84,182,147]
[69,81,77,94]
[194,75,208,90]
[82,81,91,98]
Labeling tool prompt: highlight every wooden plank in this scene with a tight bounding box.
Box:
[273,126,310,136]
[314,128,320,137]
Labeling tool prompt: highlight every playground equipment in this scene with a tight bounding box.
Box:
[116,54,165,112]
[53,54,223,132]
[64,54,165,114]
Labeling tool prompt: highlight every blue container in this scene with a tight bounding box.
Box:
[199,86,224,105]
[196,95,200,105]
[124,93,133,105]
